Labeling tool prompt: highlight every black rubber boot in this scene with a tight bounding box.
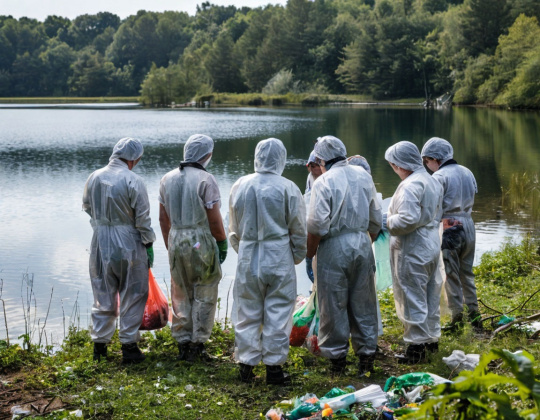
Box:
[121,342,145,364]
[358,354,376,377]
[93,342,107,362]
[239,363,255,383]
[266,365,291,385]
[425,342,439,353]
[443,312,464,333]
[177,342,190,361]
[396,344,426,365]
[186,343,212,363]
[330,356,347,375]
[468,310,483,331]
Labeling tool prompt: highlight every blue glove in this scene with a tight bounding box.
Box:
[306,257,314,283]
[382,212,388,230]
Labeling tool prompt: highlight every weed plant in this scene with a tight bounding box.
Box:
[1,237,539,418]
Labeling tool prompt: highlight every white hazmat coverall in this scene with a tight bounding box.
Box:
[308,137,382,359]
[385,141,443,345]
[159,134,222,345]
[421,137,478,317]
[83,138,156,344]
[229,138,307,366]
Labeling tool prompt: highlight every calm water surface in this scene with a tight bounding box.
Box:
[1,105,539,343]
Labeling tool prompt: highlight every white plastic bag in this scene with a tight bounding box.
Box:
[443,350,480,373]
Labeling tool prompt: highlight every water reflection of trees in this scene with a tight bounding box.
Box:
[2,107,539,226]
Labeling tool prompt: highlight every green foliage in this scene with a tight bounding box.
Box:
[499,50,540,108]
[0,0,539,106]
[408,349,540,419]
[262,69,300,95]
[453,54,494,104]
[0,340,44,373]
[474,236,540,285]
[479,14,540,104]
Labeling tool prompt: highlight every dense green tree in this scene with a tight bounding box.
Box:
[478,14,540,103]
[39,40,76,95]
[11,51,43,96]
[453,54,494,103]
[242,11,287,92]
[0,30,15,70]
[156,12,193,63]
[499,47,540,108]
[107,11,192,91]
[460,0,511,56]
[205,30,246,92]
[309,12,360,92]
[69,48,115,96]
[510,0,540,21]
[0,69,11,95]
[66,12,120,50]
[193,2,241,31]
[43,15,71,38]
[0,1,539,107]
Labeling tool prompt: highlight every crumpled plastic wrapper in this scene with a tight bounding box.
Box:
[443,349,480,373]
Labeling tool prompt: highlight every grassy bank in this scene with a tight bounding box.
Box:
[200,93,424,107]
[0,94,424,107]
[1,237,539,419]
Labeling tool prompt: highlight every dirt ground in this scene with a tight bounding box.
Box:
[0,372,72,419]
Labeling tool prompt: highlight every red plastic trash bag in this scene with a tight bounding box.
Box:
[140,269,169,330]
[304,301,321,356]
[289,292,317,346]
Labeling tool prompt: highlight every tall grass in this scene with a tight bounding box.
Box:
[502,172,540,220]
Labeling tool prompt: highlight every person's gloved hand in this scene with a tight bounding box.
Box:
[216,239,228,264]
[382,212,388,230]
[145,244,154,268]
[306,257,314,283]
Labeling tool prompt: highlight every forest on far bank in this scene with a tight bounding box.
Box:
[1,0,540,108]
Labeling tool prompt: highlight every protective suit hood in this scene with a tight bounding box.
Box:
[254,138,287,175]
[385,141,423,172]
[348,155,371,174]
[109,137,144,162]
[421,137,454,163]
[184,134,214,163]
[314,135,347,162]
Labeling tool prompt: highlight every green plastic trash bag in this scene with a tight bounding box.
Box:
[287,402,321,420]
[323,387,353,399]
[384,372,434,392]
[374,230,392,291]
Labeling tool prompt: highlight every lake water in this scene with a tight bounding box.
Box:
[1,105,539,344]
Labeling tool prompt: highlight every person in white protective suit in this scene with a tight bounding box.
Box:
[306,136,382,376]
[347,154,384,337]
[229,138,307,385]
[306,151,323,192]
[159,134,227,363]
[347,155,371,174]
[304,150,323,227]
[83,137,156,364]
[421,137,480,331]
[384,141,443,364]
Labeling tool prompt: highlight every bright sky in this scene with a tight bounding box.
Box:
[2,0,289,21]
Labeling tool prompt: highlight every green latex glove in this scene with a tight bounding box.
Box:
[216,239,228,264]
[146,245,154,268]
